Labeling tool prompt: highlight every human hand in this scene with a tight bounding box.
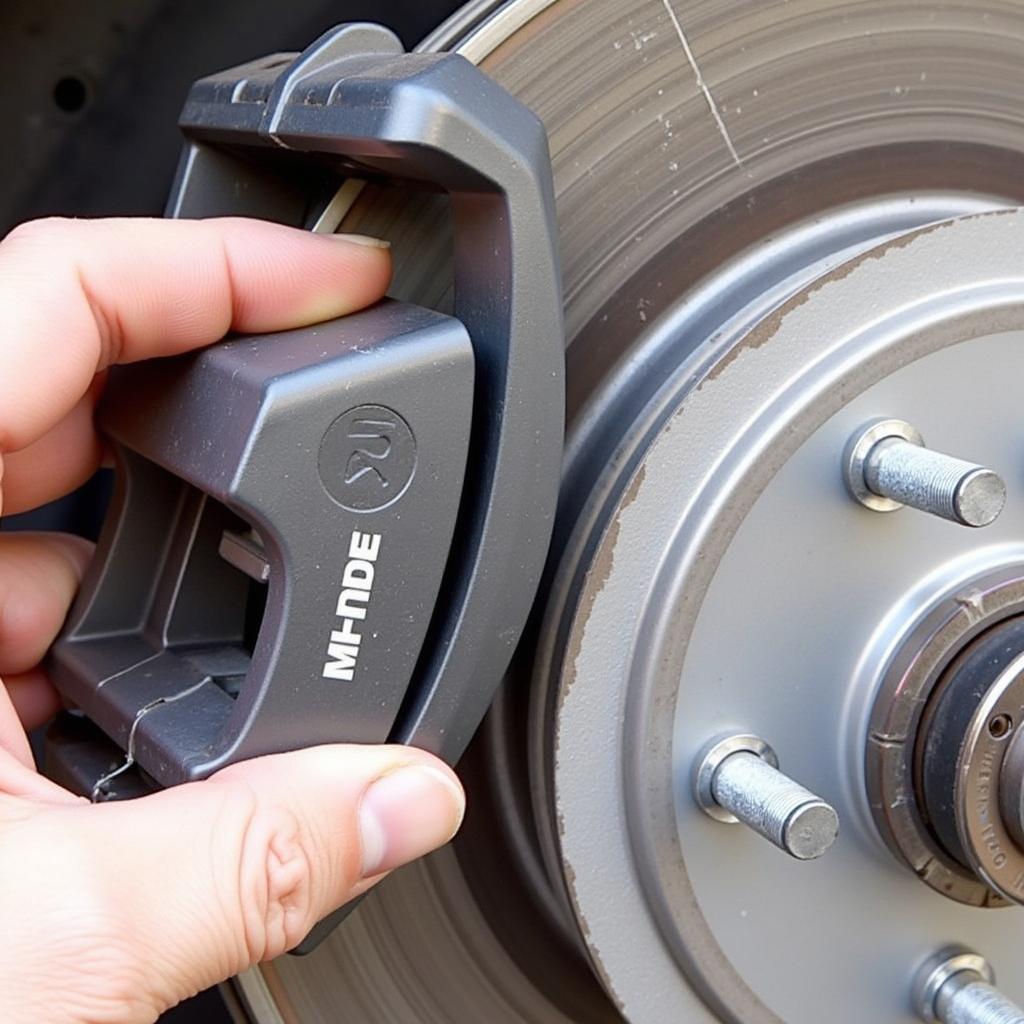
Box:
[0,217,466,1024]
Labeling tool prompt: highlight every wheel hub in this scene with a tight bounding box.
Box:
[868,565,1024,909]
[870,572,1024,909]
[554,209,1024,1022]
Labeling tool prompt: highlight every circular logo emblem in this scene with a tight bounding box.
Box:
[318,405,416,512]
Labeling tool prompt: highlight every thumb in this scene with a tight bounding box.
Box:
[16,745,463,1022]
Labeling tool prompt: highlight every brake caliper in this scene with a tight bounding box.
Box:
[45,20,562,880]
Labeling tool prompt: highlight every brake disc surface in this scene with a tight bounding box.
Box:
[234,1,1024,1021]
[554,210,1024,1023]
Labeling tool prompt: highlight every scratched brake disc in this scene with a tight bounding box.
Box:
[236,1,1024,1022]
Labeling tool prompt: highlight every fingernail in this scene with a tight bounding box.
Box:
[329,232,391,249]
[358,765,465,877]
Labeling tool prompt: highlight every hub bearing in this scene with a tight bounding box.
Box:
[870,575,1024,908]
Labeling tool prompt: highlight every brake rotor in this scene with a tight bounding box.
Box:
[552,209,1024,1023]
[232,1,1024,1021]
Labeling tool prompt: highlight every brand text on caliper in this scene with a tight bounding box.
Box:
[322,531,382,681]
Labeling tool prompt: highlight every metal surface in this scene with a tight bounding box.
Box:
[710,752,839,862]
[245,1,1024,1022]
[694,734,778,825]
[935,976,1024,1024]
[917,618,1024,886]
[913,947,1024,1024]
[915,948,996,1024]
[553,212,1024,1024]
[218,530,270,584]
[844,418,925,513]
[947,654,1024,902]
[419,0,554,61]
[867,567,1024,908]
[844,418,1006,527]
[869,446,1005,528]
[999,724,1024,850]
[693,734,838,861]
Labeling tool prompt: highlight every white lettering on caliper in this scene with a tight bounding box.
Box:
[322,531,381,681]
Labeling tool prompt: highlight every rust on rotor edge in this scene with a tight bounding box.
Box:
[553,465,649,1014]
[558,463,647,713]
[700,209,1015,388]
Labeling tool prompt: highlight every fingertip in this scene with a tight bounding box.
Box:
[210,743,465,883]
[0,532,93,676]
[14,530,94,585]
[0,216,395,454]
[42,531,94,573]
[298,231,394,322]
[4,667,62,732]
[218,220,392,333]
[392,749,465,812]
[357,760,465,877]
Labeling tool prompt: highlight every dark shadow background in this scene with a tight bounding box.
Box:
[0,1,464,1019]
[1,0,464,232]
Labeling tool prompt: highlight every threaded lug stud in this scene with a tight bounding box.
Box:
[914,946,1024,1024]
[843,418,1005,527]
[693,734,839,860]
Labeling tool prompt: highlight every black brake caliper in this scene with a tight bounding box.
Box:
[44,22,563,944]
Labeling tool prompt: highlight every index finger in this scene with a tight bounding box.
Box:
[0,217,391,453]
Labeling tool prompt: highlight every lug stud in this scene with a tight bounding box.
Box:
[693,734,839,860]
[914,946,1024,1024]
[843,418,1005,527]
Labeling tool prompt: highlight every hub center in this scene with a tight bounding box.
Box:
[868,566,1024,906]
